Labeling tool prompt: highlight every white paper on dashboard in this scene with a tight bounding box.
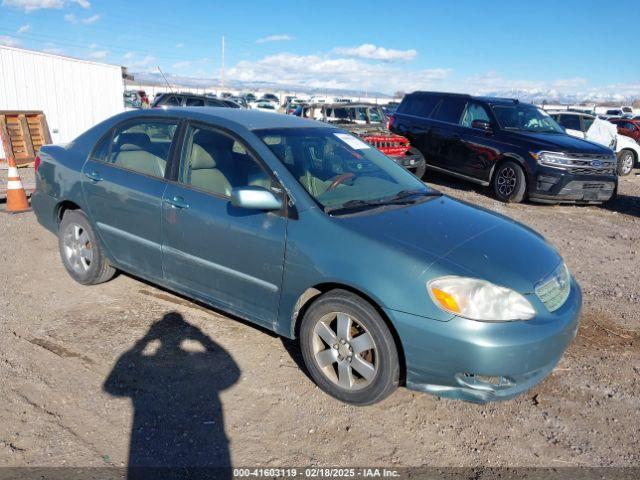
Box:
[334,133,371,149]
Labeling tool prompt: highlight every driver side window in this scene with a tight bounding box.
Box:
[460,102,491,128]
[179,125,273,197]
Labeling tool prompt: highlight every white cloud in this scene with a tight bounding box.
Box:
[64,12,99,24]
[124,53,156,71]
[88,42,97,49]
[334,44,417,62]
[17,24,30,34]
[228,52,448,92]
[1,0,89,12]
[256,34,292,44]
[172,60,191,70]
[552,77,587,89]
[88,49,108,59]
[0,35,20,47]
[81,13,99,24]
[463,71,546,93]
[175,42,184,48]
[43,46,63,54]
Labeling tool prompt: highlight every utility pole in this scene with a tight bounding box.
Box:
[220,36,225,90]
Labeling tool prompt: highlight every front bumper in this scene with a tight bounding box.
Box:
[390,152,425,172]
[386,278,581,403]
[529,166,616,204]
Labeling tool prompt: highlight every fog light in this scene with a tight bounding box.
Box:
[537,175,559,192]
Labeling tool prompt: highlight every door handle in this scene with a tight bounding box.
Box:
[165,196,190,209]
[452,133,461,140]
[84,171,103,182]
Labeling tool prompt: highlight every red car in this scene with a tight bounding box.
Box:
[609,118,640,143]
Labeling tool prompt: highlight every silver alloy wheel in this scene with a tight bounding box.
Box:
[496,166,517,197]
[62,223,93,274]
[311,312,378,391]
[621,152,634,175]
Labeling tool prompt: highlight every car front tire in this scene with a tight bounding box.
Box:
[493,161,527,203]
[299,289,400,405]
[617,150,635,176]
[58,210,116,285]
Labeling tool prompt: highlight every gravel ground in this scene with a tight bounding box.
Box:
[0,167,639,471]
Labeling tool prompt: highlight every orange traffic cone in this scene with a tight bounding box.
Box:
[5,156,31,213]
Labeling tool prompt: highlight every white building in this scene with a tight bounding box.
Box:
[0,45,124,159]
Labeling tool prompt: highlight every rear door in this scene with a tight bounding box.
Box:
[81,118,179,279]
[161,122,287,326]
[392,93,439,156]
[424,96,468,172]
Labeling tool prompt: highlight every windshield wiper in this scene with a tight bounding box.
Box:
[324,189,442,214]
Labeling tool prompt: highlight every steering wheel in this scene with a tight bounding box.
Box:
[327,172,356,191]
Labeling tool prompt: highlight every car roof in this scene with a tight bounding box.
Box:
[137,107,328,130]
[408,91,520,106]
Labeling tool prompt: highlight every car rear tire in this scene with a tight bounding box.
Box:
[58,210,116,285]
[617,150,635,176]
[493,161,526,203]
[299,289,400,405]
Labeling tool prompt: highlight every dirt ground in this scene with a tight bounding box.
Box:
[0,166,639,471]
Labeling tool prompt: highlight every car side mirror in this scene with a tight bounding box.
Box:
[471,119,493,133]
[231,186,283,211]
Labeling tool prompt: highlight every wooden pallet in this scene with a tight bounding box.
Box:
[0,111,52,166]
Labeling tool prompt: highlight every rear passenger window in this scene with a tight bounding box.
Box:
[558,115,581,131]
[163,96,183,106]
[460,102,491,128]
[107,120,178,178]
[90,132,113,161]
[179,125,273,197]
[431,97,467,123]
[186,97,205,106]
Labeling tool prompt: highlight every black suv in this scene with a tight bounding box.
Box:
[151,93,230,108]
[390,92,617,203]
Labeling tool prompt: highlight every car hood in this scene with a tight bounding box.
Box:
[338,195,562,294]
[506,131,612,155]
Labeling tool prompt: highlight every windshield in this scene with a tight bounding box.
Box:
[256,128,430,212]
[491,104,564,133]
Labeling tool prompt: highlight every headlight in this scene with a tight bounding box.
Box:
[427,276,536,321]
[530,151,572,169]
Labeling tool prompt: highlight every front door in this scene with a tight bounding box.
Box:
[454,101,501,182]
[81,118,179,279]
[161,123,287,326]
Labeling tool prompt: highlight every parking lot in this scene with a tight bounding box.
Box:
[1,168,638,469]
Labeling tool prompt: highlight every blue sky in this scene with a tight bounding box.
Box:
[1,0,639,96]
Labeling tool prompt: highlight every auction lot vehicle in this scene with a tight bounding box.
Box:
[151,93,230,108]
[608,118,640,144]
[302,103,426,178]
[391,92,617,204]
[32,108,581,405]
[550,111,639,176]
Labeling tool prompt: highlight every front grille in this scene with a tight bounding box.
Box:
[361,134,410,157]
[567,167,616,175]
[535,263,571,312]
[564,154,616,175]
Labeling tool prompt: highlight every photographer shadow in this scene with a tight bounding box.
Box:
[104,312,240,479]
